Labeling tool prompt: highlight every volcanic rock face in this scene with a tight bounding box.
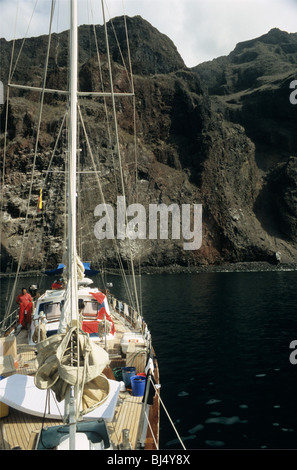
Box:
[194,28,297,264]
[194,28,297,169]
[1,19,297,272]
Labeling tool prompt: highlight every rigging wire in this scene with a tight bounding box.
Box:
[10,0,39,81]
[0,0,20,303]
[73,0,141,309]
[2,0,144,321]
[89,4,119,192]
[77,105,136,309]
[103,1,133,91]
[144,408,159,449]
[4,0,57,319]
[101,0,141,318]
[102,0,143,315]
[122,8,143,315]
[149,377,187,450]
[2,0,143,319]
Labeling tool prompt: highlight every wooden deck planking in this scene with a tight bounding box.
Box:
[1,409,27,449]
[9,411,26,450]
[0,407,62,450]
[12,410,34,449]
[0,394,144,450]
[108,393,143,449]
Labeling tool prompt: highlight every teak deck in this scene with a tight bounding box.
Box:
[0,313,159,450]
[0,390,144,450]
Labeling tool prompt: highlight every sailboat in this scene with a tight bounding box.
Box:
[0,0,161,450]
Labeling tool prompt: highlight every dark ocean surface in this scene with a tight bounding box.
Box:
[110,270,297,450]
[1,269,297,450]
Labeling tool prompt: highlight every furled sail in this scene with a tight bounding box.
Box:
[34,327,110,415]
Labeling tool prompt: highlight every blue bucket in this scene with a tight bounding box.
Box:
[121,366,136,387]
[131,375,146,397]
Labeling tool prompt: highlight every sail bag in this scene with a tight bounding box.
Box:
[34,327,110,414]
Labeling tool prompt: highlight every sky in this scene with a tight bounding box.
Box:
[0,0,297,67]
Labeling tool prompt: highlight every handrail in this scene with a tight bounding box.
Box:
[1,294,146,337]
[110,295,143,329]
[0,308,19,336]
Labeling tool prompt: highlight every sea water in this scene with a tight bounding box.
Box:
[1,269,297,449]
[110,270,297,450]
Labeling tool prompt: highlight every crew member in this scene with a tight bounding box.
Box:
[51,278,64,289]
[16,287,33,328]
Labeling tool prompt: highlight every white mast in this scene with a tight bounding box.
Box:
[68,0,79,325]
[67,0,79,450]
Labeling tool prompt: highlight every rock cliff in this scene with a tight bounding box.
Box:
[194,27,297,265]
[1,19,297,272]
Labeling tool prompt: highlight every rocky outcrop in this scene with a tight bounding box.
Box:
[1,20,297,272]
[194,28,297,166]
[194,27,297,264]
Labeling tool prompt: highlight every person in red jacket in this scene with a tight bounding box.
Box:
[16,287,33,328]
[51,278,64,289]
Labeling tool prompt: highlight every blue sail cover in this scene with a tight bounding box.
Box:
[44,262,99,277]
